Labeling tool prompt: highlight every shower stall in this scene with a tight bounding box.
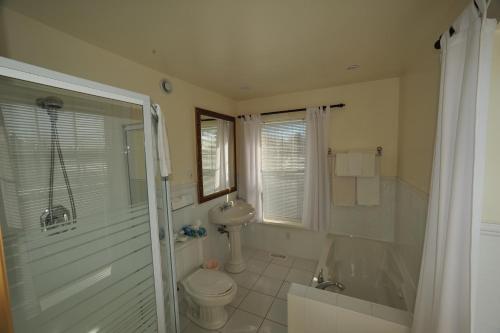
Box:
[0,57,178,333]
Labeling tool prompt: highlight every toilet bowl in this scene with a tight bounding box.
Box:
[182,268,237,330]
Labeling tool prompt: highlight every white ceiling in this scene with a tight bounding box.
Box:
[2,0,468,99]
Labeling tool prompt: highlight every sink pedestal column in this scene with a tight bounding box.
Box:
[225,225,246,273]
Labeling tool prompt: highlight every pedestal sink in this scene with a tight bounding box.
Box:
[209,201,255,273]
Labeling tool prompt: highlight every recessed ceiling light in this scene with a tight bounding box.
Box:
[347,64,360,70]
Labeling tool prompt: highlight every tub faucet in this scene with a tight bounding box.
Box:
[317,269,324,284]
[316,281,346,291]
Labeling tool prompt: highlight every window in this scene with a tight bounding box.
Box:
[201,125,218,194]
[261,120,306,224]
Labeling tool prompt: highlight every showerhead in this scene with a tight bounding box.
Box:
[36,96,64,110]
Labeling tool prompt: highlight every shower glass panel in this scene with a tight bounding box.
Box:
[0,75,162,332]
[124,122,179,332]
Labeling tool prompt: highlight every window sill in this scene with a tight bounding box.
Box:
[262,219,307,230]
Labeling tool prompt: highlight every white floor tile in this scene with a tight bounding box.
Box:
[226,305,236,318]
[183,321,214,333]
[253,249,272,262]
[239,291,274,317]
[228,270,260,289]
[277,281,291,300]
[230,286,250,307]
[258,319,288,333]
[286,268,313,285]
[292,257,317,272]
[271,255,295,267]
[243,247,257,260]
[221,309,264,333]
[246,259,269,274]
[266,299,288,326]
[263,264,290,280]
[252,275,283,296]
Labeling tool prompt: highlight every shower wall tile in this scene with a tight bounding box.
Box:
[331,177,397,242]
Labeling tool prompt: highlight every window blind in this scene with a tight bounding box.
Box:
[201,126,218,194]
[261,120,306,224]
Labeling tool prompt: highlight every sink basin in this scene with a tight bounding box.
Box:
[209,201,255,273]
[209,201,255,226]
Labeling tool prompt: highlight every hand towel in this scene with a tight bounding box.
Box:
[153,104,172,177]
[332,174,356,206]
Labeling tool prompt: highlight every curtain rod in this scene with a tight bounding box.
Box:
[434,0,480,50]
[237,103,346,119]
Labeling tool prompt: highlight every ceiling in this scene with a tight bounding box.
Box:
[2,0,469,99]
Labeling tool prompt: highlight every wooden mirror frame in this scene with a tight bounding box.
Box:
[195,107,237,203]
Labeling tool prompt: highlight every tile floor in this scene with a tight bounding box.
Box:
[180,247,318,333]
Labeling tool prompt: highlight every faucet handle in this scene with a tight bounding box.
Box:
[317,268,324,284]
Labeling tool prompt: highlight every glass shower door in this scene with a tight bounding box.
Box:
[0,65,167,332]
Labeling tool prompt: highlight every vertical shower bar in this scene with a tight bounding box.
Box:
[143,101,167,333]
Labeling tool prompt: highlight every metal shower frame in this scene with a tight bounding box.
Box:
[0,56,178,333]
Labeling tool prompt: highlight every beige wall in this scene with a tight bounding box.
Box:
[0,8,236,186]
[237,78,400,177]
[397,62,441,193]
[483,27,500,224]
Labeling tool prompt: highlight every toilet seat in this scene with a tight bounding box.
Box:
[184,269,235,297]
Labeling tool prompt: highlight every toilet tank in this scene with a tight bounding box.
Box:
[167,238,204,282]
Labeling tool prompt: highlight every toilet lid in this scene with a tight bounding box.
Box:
[184,269,235,296]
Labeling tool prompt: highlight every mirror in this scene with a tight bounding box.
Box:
[195,107,236,203]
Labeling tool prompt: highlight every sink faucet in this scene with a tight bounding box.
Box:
[220,200,234,211]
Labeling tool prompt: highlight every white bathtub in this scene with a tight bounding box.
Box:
[288,234,411,333]
[315,234,407,310]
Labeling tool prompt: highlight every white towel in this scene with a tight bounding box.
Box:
[153,104,172,177]
[335,152,359,176]
[332,175,356,206]
[356,176,380,206]
[360,153,376,177]
[356,157,380,205]
[335,151,376,177]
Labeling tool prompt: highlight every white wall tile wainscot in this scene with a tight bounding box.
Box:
[242,177,398,260]
[169,182,237,279]
[475,222,500,333]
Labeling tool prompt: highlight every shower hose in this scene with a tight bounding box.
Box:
[47,109,77,225]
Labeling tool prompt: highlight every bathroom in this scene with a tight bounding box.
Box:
[0,1,500,333]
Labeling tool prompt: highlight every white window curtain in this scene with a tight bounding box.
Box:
[412,2,496,333]
[302,107,331,232]
[238,114,263,222]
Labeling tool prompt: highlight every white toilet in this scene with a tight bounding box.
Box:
[182,268,237,330]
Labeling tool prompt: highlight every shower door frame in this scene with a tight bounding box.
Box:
[0,56,169,333]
